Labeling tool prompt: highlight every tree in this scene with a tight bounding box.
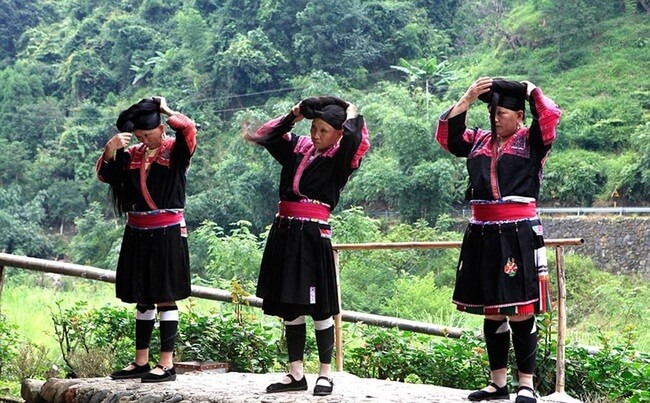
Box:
[214,29,288,94]
[67,202,122,269]
[391,58,458,98]
[541,149,608,206]
[0,185,49,257]
[0,0,43,64]
[293,0,379,76]
[619,122,650,203]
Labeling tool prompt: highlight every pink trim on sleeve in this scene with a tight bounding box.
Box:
[531,88,562,146]
[435,118,451,151]
[350,122,370,169]
[167,113,197,153]
[255,116,286,139]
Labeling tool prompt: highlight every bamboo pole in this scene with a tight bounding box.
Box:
[332,238,583,250]
[0,253,464,338]
[333,250,344,372]
[555,245,567,394]
[0,264,5,314]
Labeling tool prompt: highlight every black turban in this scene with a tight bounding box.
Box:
[116,98,161,132]
[478,79,527,138]
[478,79,527,112]
[300,96,348,130]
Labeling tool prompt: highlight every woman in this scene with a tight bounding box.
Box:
[248,96,369,396]
[435,77,561,403]
[96,97,197,383]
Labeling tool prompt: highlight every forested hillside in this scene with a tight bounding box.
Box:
[1,0,648,260]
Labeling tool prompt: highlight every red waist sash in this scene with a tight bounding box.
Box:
[278,200,330,222]
[471,201,537,222]
[127,209,185,229]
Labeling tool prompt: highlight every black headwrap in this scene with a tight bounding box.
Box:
[116,98,161,132]
[478,79,527,137]
[300,96,348,130]
[478,79,527,111]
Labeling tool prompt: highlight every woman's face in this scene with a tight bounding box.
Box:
[310,118,342,151]
[493,106,524,139]
[134,124,165,149]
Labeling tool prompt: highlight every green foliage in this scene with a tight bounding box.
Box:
[620,122,650,203]
[190,220,264,287]
[67,202,122,269]
[345,326,487,388]
[177,307,280,373]
[346,314,650,402]
[0,313,19,377]
[0,184,50,256]
[50,300,134,376]
[542,149,608,205]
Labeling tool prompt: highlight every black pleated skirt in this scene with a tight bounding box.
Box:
[256,217,340,320]
[452,218,551,315]
[115,224,191,304]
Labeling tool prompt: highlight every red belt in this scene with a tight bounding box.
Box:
[127,210,184,229]
[471,201,537,222]
[278,201,330,222]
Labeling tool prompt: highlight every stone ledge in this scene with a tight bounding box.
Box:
[21,372,583,403]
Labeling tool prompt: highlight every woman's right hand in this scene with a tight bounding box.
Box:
[103,132,132,160]
[461,76,493,104]
[448,77,493,118]
[291,102,304,123]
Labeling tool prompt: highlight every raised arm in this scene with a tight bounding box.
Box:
[524,83,562,154]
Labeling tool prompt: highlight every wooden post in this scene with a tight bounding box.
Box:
[0,264,5,314]
[555,245,567,394]
[333,249,344,372]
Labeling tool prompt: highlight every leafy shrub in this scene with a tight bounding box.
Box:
[49,297,281,376]
[345,325,487,388]
[7,342,50,380]
[51,301,132,376]
[0,314,19,377]
[542,149,607,205]
[346,314,650,403]
[177,308,280,373]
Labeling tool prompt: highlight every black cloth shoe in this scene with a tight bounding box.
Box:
[468,382,509,401]
[141,364,176,383]
[313,376,334,396]
[515,385,537,403]
[110,362,151,380]
[266,374,308,393]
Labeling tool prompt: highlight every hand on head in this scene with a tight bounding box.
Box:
[520,81,537,99]
[153,96,175,116]
[291,102,304,123]
[462,77,493,104]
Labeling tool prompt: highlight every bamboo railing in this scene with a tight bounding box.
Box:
[0,237,583,397]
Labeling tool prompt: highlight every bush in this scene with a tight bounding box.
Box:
[346,314,650,403]
[0,314,19,377]
[49,297,281,376]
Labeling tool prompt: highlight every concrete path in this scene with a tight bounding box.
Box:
[22,371,583,403]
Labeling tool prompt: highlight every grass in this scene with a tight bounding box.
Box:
[0,274,228,361]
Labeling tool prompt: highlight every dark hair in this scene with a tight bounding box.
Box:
[478,79,527,112]
[109,98,162,215]
[300,96,348,129]
[116,98,161,132]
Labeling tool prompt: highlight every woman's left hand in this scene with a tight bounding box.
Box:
[521,81,537,99]
[346,102,358,120]
[154,96,176,116]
